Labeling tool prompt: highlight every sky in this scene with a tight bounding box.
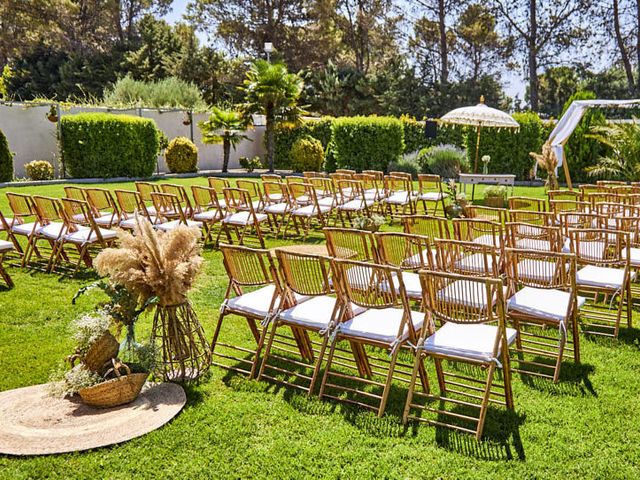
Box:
[162,0,526,102]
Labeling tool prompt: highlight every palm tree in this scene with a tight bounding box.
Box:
[199,107,250,173]
[240,60,305,172]
[586,119,640,181]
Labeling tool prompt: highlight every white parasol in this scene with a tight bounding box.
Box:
[440,96,519,173]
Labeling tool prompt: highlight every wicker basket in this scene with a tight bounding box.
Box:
[82,332,119,373]
[79,361,148,409]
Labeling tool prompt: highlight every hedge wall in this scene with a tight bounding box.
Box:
[0,128,12,182]
[61,113,160,178]
[401,116,429,153]
[273,117,333,169]
[466,111,545,180]
[331,116,404,172]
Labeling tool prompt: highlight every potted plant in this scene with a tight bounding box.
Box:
[239,155,262,172]
[444,179,468,218]
[46,105,58,123]
[481,155,491,175]
[352,214,386,232]
[484,185,507,208]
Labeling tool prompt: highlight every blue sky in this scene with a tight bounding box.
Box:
[162,0,525,101]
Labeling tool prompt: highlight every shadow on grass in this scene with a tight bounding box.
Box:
[516,357,597,397]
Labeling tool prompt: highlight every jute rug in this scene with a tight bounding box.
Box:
[0,382,186,456]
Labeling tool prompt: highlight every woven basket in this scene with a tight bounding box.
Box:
[79,361,148,409]
[82,332,119,373]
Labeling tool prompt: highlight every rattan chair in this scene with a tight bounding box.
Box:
[160,183,194,218]
[84,188,120,228]
[237,180,266,213]
[114,190,154,229]
[151,192,203,232]
[207,177,231,209]
[433,238,501,279]
[134,181,159,215]
[63,186,86,201]
[453,218,503,250]
[416,174,447,215]
[319,259,427,416]
[504,222,562,252]
[219,188,269,247]
[191,185,225,244]
[507,209,554,226]
[323,227,378,262]
[505,248,581,382]
[5,193,38,264]
[402,270,515,439]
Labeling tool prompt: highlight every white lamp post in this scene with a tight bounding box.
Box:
[264,42,273,62]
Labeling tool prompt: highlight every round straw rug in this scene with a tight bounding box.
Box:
[0,382,186,456]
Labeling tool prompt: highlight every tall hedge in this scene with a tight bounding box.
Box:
[401,115,429,153]
[274,117,333,169]
[466,111,545,180]
[332,116,404,172]
[0,128,12,182]
[61,113,160,178]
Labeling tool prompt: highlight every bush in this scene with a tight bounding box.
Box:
[389,152,420,179]
[401,115,429,153]
[332,116,404,172]
[61,113,160,178]
[465,111,545,180]
[418,144,468,178]
[25,160,54,180]
[103,76,206,110]
[0,128,12,182]
[239,156,262,172]
[290,136,324,172]
[165,137,198,173]
[274,117,333,169]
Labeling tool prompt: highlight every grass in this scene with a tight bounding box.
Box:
[1,179,640,479]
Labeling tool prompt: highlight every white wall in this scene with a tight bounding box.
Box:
[0,103,265,178]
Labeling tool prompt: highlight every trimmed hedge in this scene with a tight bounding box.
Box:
[331,116,404,172]
[25,160,54,180]
[61,112,160,178]
[291,136,324,172]
[166,137,198,173]
[274,117,333,169]
[466,111,545,180]
[0,128,12,182]
[401,115,429,153]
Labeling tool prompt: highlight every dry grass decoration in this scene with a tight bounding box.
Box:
[95,218,210,382]
[530,141,559,190]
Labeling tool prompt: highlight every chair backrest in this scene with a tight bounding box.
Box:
[335,169,356,175]
[375,232,433,270]
[583,191,615,207]
[329,172,353,184]
[324,227,377,262]
[549,199,591,217]
[434,238,500,277]
[160,184,193,212]
[114,190,149,219]
[362,170,384,180]
[261,174,281,183]
[275,250,333,299]
[402,215,450,240]
[385,175,411,195]
[558,211,605,237]
[223,188,257,215]
[303,171,326,179]
[580,184,603,196]
[420,270,506,327]
[309,177,335,198]
[453,218,503,249]
[354,173,379,192]
[504,222,562,252]
[508,196,546,212]
[611,185,636,196]
[6,193,35,223]
[336,179,364,202]
[60,198,106,240]
[63,186,86,201]
[417,174,442,194]
[135,181,158,202]
[547,190,581,201]
[594,202,639,218]
[191,185,223,213]
[464,205,507,224]
[263,181,290,204]
[220,243,280,298]
[608,216,640,246]
[568,228,629,267]
[597,180,626,186]
[32,195,64,225]
[288,182,319,209]
[505,248,575,291]
[507,209,554,226]
[151,192,188,224]
[85,188,118,213]
[285,176,305,185]
[208,177,231,193]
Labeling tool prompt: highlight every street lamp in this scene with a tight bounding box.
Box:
[264,42,273,62]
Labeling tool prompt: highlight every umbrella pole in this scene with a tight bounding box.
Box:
[472,125,481,200]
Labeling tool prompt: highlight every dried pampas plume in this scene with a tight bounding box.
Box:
[95,217,203,306]
[530,141,559,191]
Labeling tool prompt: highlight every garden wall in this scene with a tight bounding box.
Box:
[0,103,266,178]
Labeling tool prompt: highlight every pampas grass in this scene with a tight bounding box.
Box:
[95,218,203,306]
[530,141,559,190]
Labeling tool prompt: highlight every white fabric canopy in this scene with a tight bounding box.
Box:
[548,99,640,167]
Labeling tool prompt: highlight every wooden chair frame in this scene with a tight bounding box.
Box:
[115,189,153,229]
[30,195,67,271]
[504,222,562,252]
[508,196,546,212]
[433,238,501,278]
[160,183,194,218]
[417,174,447,215]
[262,181,292,237]
[286,183,329,239]
[219,188,268,248]
[323,227,378,262]
[191,185,225,244]
[5,193,38,264]
[335,180,373,227]
[383,175,416,217]
[134,181,159,215]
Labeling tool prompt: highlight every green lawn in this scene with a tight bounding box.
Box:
[1,179,640,479]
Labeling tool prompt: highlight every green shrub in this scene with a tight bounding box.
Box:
[25,160,54,180]
[103,76,206,110]
[274,117,333,169]
[401,115,429,153]
[432,124,466,150]
[332,116,404,172]
[0,128,12,182]
[165,137,198,173]
[239,156,262,172]
[465,111,544,180]
[61,113,160,178]
[388,154,420,179]
[290,136,324,172]
[418,144,468,178]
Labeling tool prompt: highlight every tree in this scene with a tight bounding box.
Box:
[536,66,579,117]
[493,0,593,111]
[125,15,181,81]
[199,107,250,173]
[240,60,305,172]
[603,0,640,94]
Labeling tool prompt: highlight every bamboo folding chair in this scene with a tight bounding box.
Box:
[355,173,385,205]
[335,169,356,175]
[323,227,378,262]
[403,271,515,439]
[309,177,338,210]
[115,189,154,229]
[219,188,269,247]
[207,177,231,209]
[507,209,554,226]
[160,183,194,218]
[262,182,292,237]
[402,214,450,239]
[30,196,67,271]
[56,198,117,272]
[453,218,503,251]
[63,186,86,202]
[382,175,416,217]
[151,192,203,232]
[374,232,433,301]
[547,190,582,202]
[465,205,508,224]
[84,188,120,228]
[504,222,562,252]
[558,211,605,241]
[319,259,428,416]
[0,209,20,256]
[549,199,591,221]
[286,183,331,238]
[504,248,581,382]
[237,180,266,213]
[191,185,224,244]
[0,211,15,287]
[258,250,354,394]
[433,239,501,279]
[508,196,546,212]
[569,228,633,337]
[211,245,309,378]
[594,202,640,227]
[335,179,374,227]
[5,193,38,264]
[135,181,159,215]
[417,174,447,215]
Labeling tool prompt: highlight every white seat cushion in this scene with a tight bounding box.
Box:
[37,222,66,240]
[507,286,585,322]
[473,234,501,247]
[225,285,308,318]
[422,322,517,364]
[626,247,640,266]
[193,210,222,222]
[264,203,289,214]
[12,222,40,236]
[278,296,364,329]
[317,197,335,208]
[339,307,424,344]
[339,199,375,211]
[156,219,203,231]
[292,205,331,216]
[266,193,284,202]
[515,238,551,251]
[417,192,445,201]
[119,215,157,229]
[93,213,117,226]
[405,248,436,268]
[64,227,117,244]
[383,271,423,299]
[576,265,631,289]
[384,193,411,205]
[0,239,14,251]
[437,279,505,309]
[0,216,13,230]
[223,212,268,225]
[454,253,495,274]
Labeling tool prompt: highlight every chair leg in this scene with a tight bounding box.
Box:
[475,363,496,440]
[378,348,400,417]
[318,337,339,400]
[0,255,13,288]
[257,319,280,381]
[308,334,330,396]
[403,348,425,424]
[553,327,566,383]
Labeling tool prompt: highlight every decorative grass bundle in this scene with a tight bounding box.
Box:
[530,141,558,191]
[94,218,210,382]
